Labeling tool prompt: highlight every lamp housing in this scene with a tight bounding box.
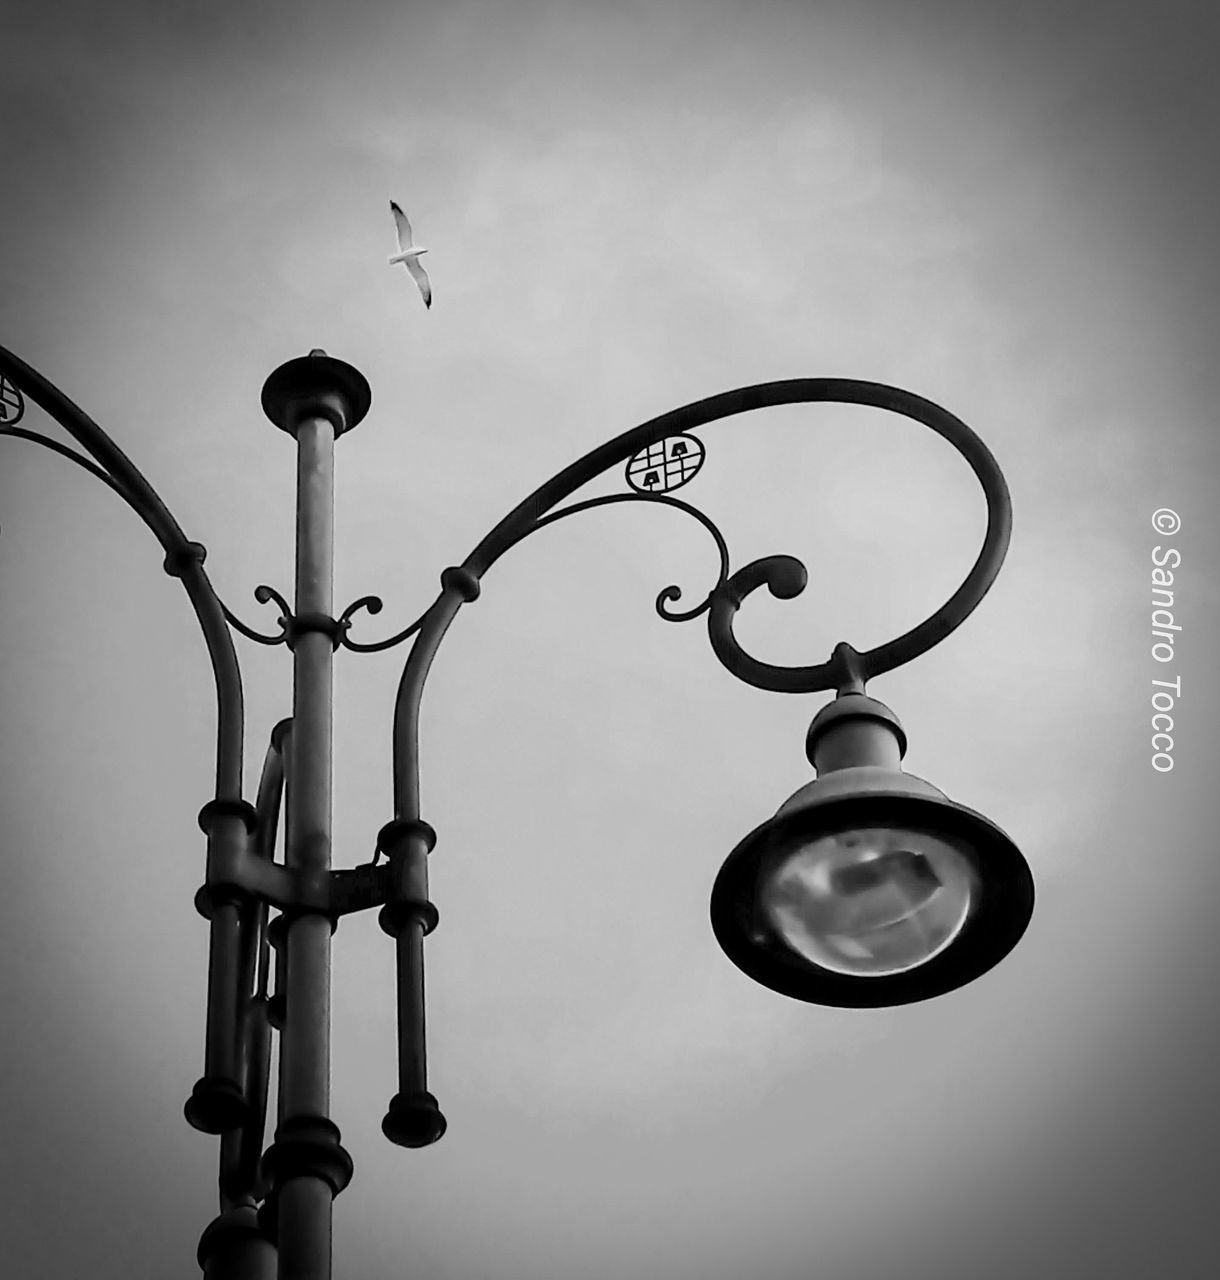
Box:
[710,693,1033,1007]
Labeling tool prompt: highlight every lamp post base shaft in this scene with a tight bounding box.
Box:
[276,1177,334,1280]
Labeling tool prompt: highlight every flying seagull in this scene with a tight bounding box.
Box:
[389,200,431,309]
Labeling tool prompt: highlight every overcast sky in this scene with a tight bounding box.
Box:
[2,1,1218,1277]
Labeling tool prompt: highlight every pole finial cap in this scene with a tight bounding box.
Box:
[261,350,371,438]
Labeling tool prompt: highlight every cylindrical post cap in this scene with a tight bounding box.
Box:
[261,349,371,438]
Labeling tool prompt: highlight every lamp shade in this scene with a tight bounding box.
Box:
[710,694,1034,1007]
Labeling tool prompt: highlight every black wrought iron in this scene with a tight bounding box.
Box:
[337,594,434,653]
[221,583,414,654]
[387,377,1010,832]
[222,586,293,646]
[524,489,731,623]
[0,345,247,803]
[220,586,433,655]
[0,423,126,493]
[0,344,274,1273]
[218,722,282,1209]
[624,431,706,493]
[369,375,1012,1158]
[0,343,1015,1280]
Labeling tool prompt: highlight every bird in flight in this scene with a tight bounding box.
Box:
[389,200,432,309]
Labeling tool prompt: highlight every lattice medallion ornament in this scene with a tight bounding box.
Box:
[625,432,705,493]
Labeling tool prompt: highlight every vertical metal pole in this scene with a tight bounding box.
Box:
[257,351,367,1280]
[377,821,447,1148]
[277,413,337,1280]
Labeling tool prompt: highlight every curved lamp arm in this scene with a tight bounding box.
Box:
[0,347,260,1151]
[390,378,1011,825]
[373,377,1011,1149]
[0,345,246,800]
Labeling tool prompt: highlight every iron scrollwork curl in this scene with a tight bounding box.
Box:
[520,489,730,624]
[222,585,293,646]
[338,594,430,654]
[219,587,429,654]
[220,586,432,654]
[697,388,1011,694]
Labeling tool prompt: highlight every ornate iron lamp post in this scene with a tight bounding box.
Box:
[0,344,1032,1280]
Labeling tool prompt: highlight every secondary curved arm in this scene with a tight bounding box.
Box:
[0,345,246,798]
[390,378,1011,822]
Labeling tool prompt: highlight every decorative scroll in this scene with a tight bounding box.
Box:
[524,490,730,624]
[624,432,705,494]
[220,588,429,654]
[390,378,1011,823]
[222,585,292,646]
[0,351,1012,811]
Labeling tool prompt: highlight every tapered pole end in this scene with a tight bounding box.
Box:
[382,1091,447,1147]
[184,1075,249,1133]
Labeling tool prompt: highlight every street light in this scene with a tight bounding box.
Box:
[711,683,1033,1007]
[0,344,1032,1280]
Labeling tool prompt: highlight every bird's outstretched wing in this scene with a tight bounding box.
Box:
[390,200,414,252]
[405,256,432,309]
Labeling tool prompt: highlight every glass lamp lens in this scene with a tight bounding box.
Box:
[758,826,979,976]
